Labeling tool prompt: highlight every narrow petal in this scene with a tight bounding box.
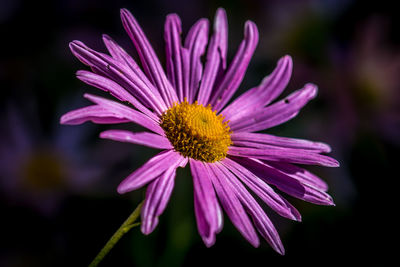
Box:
[165,14,184,102]
[229,83,318,132]
[83,94,164,135]
[117,150,186,194]
[213,163,285,254]
[193,194,213,246]
[228,146,340,167]
[101,34,164,106]
[120,8,178,107]
[184,19,209,103]
[141,166,177,234]
[207,163,260,247]
[210,21,259,111]
[181,47,191,101]
[231,132,332,153]
[70,41,167,114]
[234,157,334,205]
[60,105,130,125]
[100,130,172,149]
[221,158,301,221]
[215,8,228,69]
[76,70,158,121]
[222,55,292,121]
[197,8,228,105]
[190,159,223,246]
[102,34,143,74]
[266,161,329,191]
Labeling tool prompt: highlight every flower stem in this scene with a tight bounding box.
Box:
[89,201,143,267]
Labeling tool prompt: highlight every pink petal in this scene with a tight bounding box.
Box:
[221,158,301,221]
[120,8,178,107]
[101,34,162,101]
[229,83,318,132]
[228,145,340,167]
[231,132,332,153]
[117,150,186,194]
[70,41,167,114]
[60,105,130,125]
[197,8,228,106]
[184,19,209,103]
[76,70,158,121]
[222,55,292,121]
[83,93,164,135]
[165,14,184,102]
[210,21,259,111]
[213,163,285,254]
[181,47,191,101]
[190,159,223,247]
[207,163,260,247]
[235,157,334,205]
[102,34,141,72]
[100,130,172,149]
[141,166,177,234]
[266,161,329,192]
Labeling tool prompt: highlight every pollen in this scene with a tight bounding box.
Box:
[160,99,232,162]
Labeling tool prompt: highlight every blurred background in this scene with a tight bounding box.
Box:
[1,0,399,266]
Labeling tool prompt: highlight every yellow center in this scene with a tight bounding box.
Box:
[160,99,232,162]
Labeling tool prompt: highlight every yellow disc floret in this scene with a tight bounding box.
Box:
[160,99,232,162]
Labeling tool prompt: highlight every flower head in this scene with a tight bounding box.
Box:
[161,99,232,162]
[61,7,339,254]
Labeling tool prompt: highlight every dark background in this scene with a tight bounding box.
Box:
[1,0,399,266]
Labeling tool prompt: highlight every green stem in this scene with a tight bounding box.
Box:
[89,201,143,267]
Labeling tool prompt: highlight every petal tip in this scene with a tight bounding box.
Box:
[120,8,134,22]
[117,183,129,194]
[305,83,318,95]
[203,237,216,248]
[244,21,259,40]
[82,93,92,99]
[321,143,332,153]
[120,8,130,15]
[251,239,260,248]
[102,34,112,42]
[273,242,285,255]
[99,131,108,139]
[282,54,293,65]
[292,213,302,222]
[277,247,285,255]
[214,8,228,27]
[141,220,158,235]
[75,70,85,76]
[59,114,68,125]
[69,40,84,48]
[166,13,180,21]
[140,225,151,235]
[68,41,78,52]
[216,7,227,15]
[330,158,340,167]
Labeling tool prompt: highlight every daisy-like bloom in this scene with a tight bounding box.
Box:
[61,8,339,254]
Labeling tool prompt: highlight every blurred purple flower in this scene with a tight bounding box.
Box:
[61,8,338,254]
[0,101,102,215]
[344,17,400,144]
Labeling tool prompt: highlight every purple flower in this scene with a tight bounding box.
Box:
[0,101,103,216]
[60,8,339,254]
